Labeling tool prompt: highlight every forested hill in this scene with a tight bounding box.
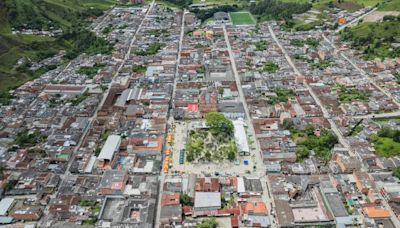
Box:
[0,0,115,102]
[0,0,114,33]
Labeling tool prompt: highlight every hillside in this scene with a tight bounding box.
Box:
[340,20,400,60]
[0,0,115,101]
[0,0,114,32]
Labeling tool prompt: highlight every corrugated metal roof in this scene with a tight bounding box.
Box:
[233,119,249,153]
[98,135,121,161]
[194,192,221,209]
[0,198,14,216]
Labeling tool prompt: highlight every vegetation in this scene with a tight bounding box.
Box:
[135,43,162,56]
[262,61,279,73]
[149,29,168,37]
[79,199,97,207]
[62,29,113,59]
[230,12,255,25]
[196,218,218,228]
[284,120,338,163]
[205,112,234,136]
[192,5,238,22]
[15,130,47,147]
[310,59,332,70]
[336,85,369,103]
[77,63,106,78]
[393,167,400,179]
[267,88,295,105]
[71,91,89,106]
[254,40,268,51]
[250,0,312,21]
[186,115,237,163]
[294,54,332,70]
[395,72,400,84]
[180,193,193,206]
[197,65,206,74]
[340,21,400,60]
[132,64,147,73]
[0,0,113,32]
[290,38,319,48]
[0,0,114,96]
[369,128,400,157]
[82,218,97,226]
[161,0,192,8]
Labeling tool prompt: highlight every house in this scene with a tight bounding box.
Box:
[335,154,361,173]
[218,102,245,120]
[99,170,128,195]
[160,205,182,226]
[161,193,180,206]
[353,171,374,194]
[10,207,43,221]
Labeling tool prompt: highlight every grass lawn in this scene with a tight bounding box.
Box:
[230,11,255,25]
[370,135,400,157]
[378,0,400,11]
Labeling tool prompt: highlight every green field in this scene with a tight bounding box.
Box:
[370,135,400,157]
[230,12,255,25]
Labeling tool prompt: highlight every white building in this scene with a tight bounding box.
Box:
[233,119,250,156]
[97,135,121,167]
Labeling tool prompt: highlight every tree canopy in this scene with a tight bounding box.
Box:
[205,112,234,136]
[196,218,218,228]
[250,0,312,21]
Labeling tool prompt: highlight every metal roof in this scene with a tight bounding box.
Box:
[233,119,250,153]
[0,198,14,216]
[98,135,121,161]
[194,192,221,209]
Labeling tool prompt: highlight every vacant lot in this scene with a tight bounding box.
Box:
[363,11,400,22]
[370,135,400,157]
[230,12,255,25]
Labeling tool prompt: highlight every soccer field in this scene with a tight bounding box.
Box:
[229,12,256,25]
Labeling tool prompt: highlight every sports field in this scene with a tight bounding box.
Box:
[230,12,256,25]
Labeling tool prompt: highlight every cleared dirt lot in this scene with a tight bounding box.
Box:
[363,11,400,22]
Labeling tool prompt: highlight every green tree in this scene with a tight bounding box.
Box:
[296,146,310,160]
[304,124,315,136]
[393,167,400,179]
[205,112,234,136]
[196,218,218,228]
[180,193,193,206]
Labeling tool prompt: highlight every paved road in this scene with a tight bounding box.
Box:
[321,33,400,108]
[224,25,277,227]
[269,25,400,227]
[171,10,186,106]
[268,25,352,153]
[60,0,156,184]
[154,8,185,228]
[350,111,400,120]
[93,6,115,35]
[223,25,263,173]
[335,8,377,33]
